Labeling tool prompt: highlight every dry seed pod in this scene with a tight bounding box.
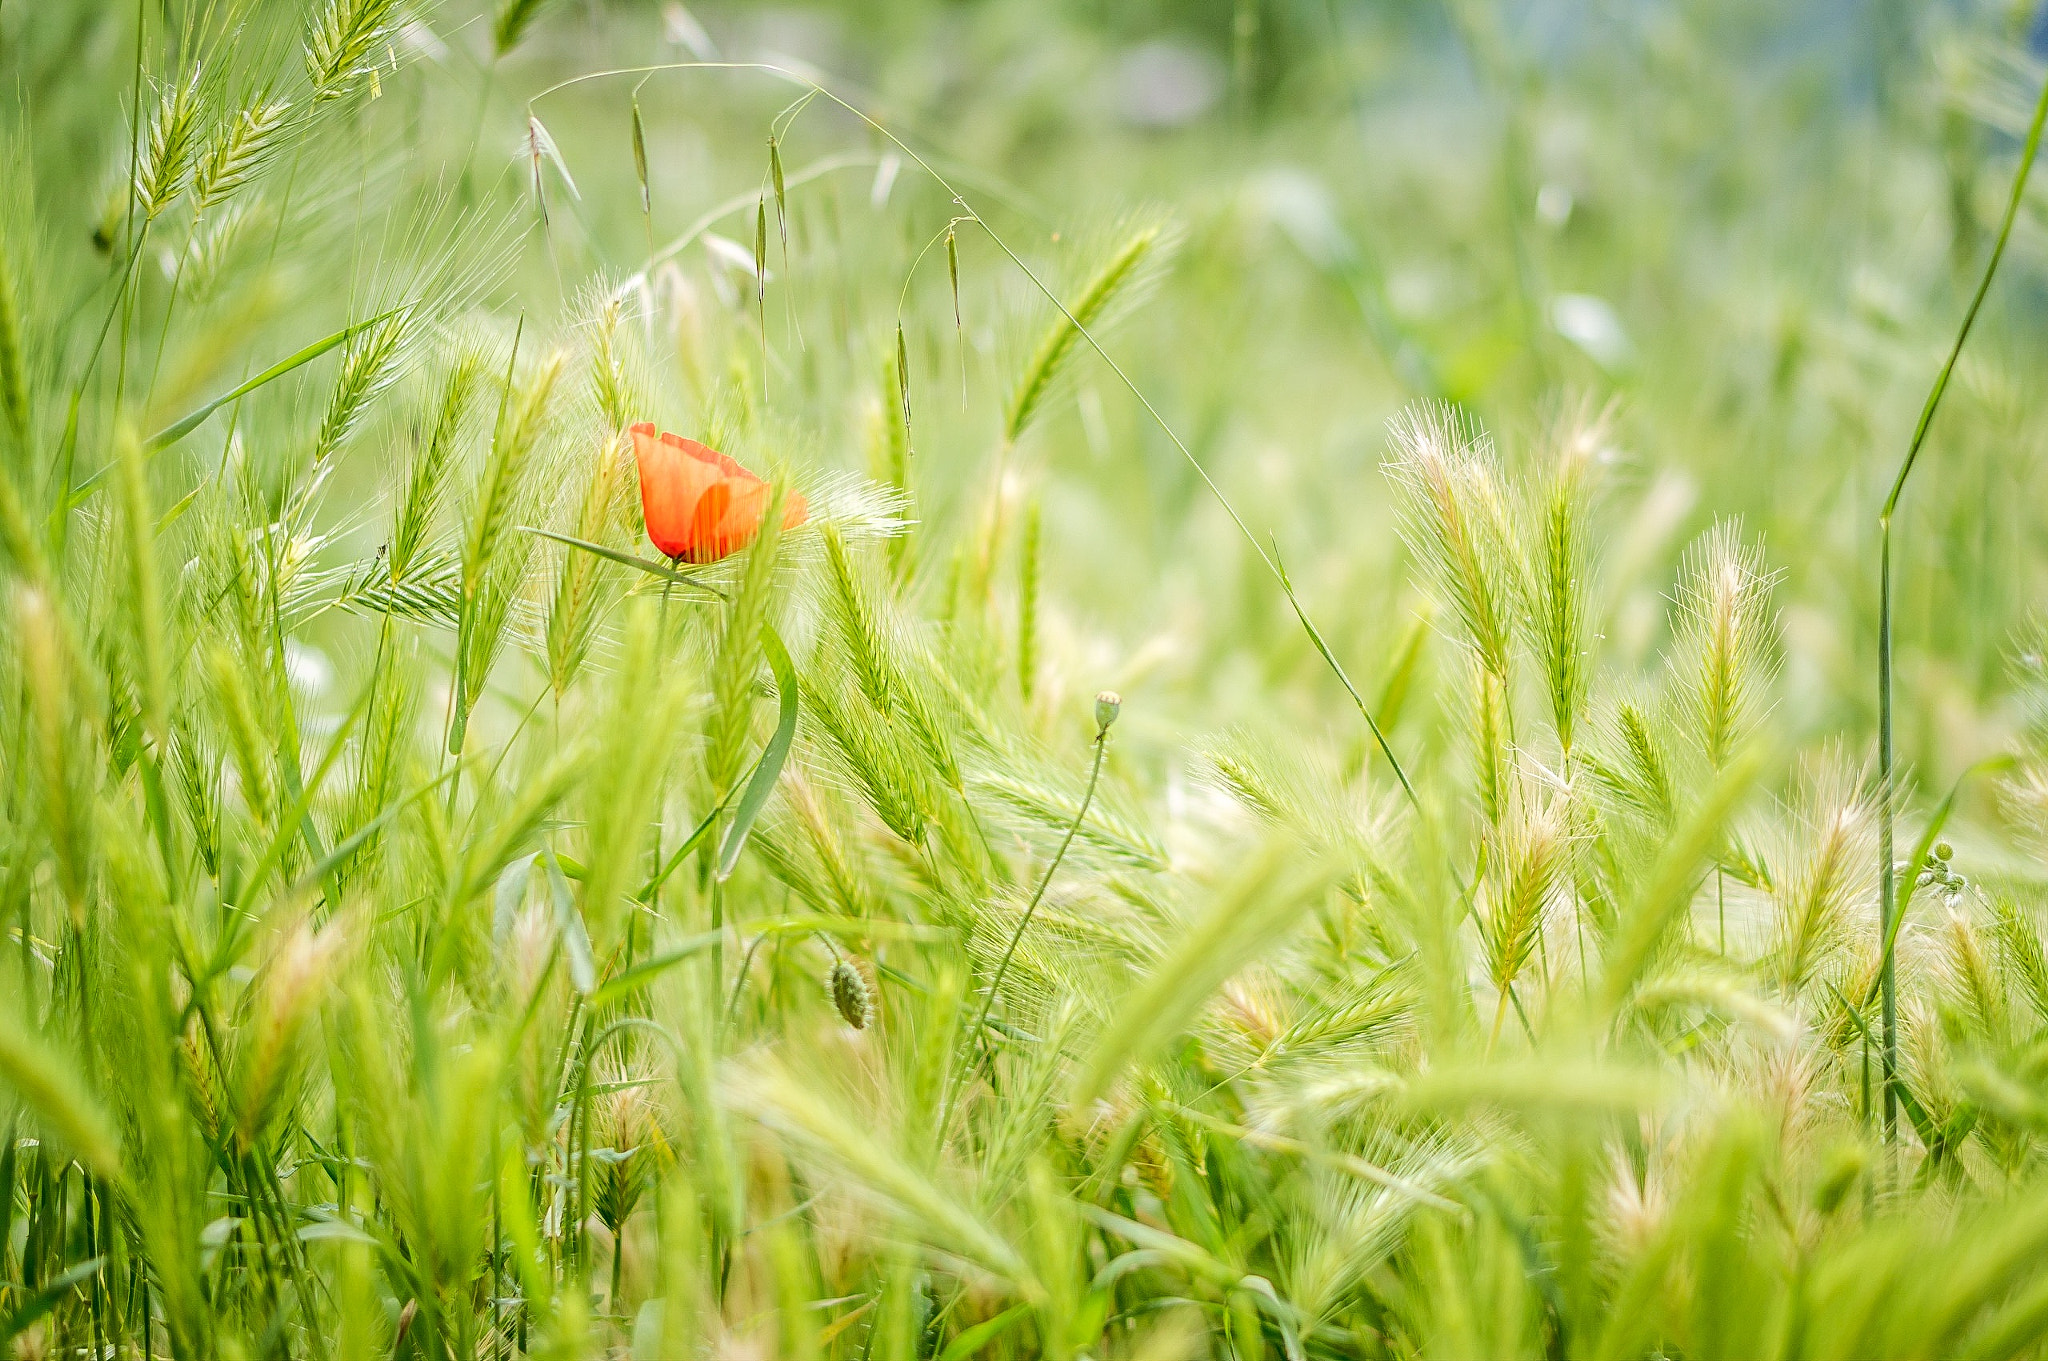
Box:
[829,958,872,1030]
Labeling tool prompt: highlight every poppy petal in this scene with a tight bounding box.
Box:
[659,427,752,480]
[629,423,804,563]
[684,481,733,564]
[632,424,721,559]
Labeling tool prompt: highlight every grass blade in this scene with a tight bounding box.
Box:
[717,621,799,880]
[522,525,724,596]
[143,303,410,453]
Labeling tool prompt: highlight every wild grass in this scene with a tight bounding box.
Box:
[10,3,2048,1360]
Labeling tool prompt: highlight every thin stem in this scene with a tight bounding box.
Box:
[1879,80,2048,525]
[651,569,676,894]
[491,1122,503,1361]
[111,0,147,426]
[969,721,1109,1048]
[143,205,199,410]
[927,713,1113,1148]
[460,62,499,204]
[1879,526,1897,1142]
[1874,61,2048,1145]
[710,877,725,1039]
[722,930,772,1034]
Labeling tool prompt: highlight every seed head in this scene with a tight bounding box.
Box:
[1934,840,1954,863]
[1095,690,1122,734]
[829,958,872,1030]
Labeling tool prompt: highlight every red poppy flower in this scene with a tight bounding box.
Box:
[628,422,808,564]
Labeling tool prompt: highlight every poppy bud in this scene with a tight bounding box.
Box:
[1094,690,1122,733]
[828,958,871,1030]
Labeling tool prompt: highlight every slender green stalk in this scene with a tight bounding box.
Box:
[951,696,1119,1134]
[1875,63,2048,1143]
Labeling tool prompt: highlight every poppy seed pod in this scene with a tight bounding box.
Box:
[1095,690,1122,733]
[828,958,871,1030]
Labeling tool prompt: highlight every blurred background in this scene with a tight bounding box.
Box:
[9,0,2048,824]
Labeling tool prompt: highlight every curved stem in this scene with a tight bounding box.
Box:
[1874,64,2048,1147]
[722,929,771,1033]
[969,724,1108,1048]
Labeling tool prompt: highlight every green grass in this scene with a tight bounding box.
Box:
[12,1,2048,1358]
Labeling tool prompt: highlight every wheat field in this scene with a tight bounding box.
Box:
[8,1,2048,1358]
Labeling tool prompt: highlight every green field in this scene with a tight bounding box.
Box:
[9,1,2048,1357]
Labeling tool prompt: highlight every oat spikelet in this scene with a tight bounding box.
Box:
[193,99,290,210]
[135,72,204,220]
[305,0,405,101]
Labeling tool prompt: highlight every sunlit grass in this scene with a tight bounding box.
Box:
[9,3,2048,1359]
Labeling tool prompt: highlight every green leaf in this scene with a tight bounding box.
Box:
[1895,1077,1939,1151]
[1072,842,1328,1107]
[586,930,725,1010]
[637,797,729,903]
[296,1219,380,1245]
[229,677,374,910]
[1599,749,1764,1014]
[495,1144,556,1327]
[742,915,945,944]
[717,621,798,881]
[936,1303,1032,1361]
[542,847,596,994]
